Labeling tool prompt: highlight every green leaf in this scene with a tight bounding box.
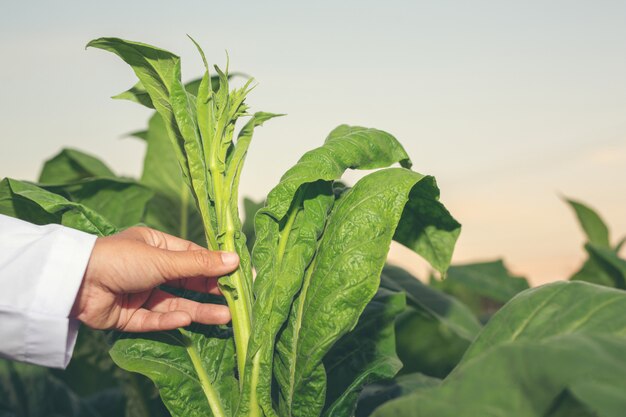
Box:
[459,281,626,365]
[262,125,412,221]
[88,37,220,249]
[569,255,616,288]
[113,75,233,109]
[87,38,193,210]
[380,265,481,378]
[392,176,461,275]
[444,260,529,303]
[109,328,238,417]
[42,178,153,230]
[582,243,626,289]
[356,373,441,417]
[39,148,116,184]
[430,259,530,320]
[274,168,459,417]
[112,81,155,108]
[322,289,406,417]
[248,125,414,416]
[372,334,626,417]
[0,178,117,235]
[374,281,626,417]
[139,113,204,244]
[241,197,263,252]
[394,309,472,378]
[566,198,611,248]
[381,265,481,341]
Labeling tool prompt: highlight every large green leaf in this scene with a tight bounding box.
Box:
[261,125,411,221]
[0,178,116,236]
[460,281,626,364]
[109,327,238,417]
[274,168,460,417]
[566,198,611,248]
[39,148,115,184]
[322,289,406,417]
[373,282,626,417]
[372,334,626,417]
[248,125,414,416]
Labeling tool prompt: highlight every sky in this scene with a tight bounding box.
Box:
[1,1,625,285]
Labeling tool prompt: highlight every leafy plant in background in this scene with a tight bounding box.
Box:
[1,36,625,417]
[565,198,626,289]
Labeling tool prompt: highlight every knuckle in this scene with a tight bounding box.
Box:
[194,250,216,270]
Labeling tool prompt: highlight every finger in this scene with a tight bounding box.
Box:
[124,227,205,251]
[167,276,222,295]
[146,289,231,325]
[121,309,192,332]
[156,249,239,282]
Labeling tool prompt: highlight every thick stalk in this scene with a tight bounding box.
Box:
[180,184,189,240]
[210,159,253,385]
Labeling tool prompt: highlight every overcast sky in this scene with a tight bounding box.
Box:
[1,0,625,284]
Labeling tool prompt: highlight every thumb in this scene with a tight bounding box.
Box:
[156,249,240,281]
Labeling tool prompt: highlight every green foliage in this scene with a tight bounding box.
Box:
[566,198,626,289]
[372,282,626,417]
[430,259,529,321]
[78,36,460,417]
[381,265,481,378]
[2,35,625,417]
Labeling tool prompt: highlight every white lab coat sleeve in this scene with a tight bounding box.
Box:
[0,214,97,369]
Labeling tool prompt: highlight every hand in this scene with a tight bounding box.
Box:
[70,226,237,332]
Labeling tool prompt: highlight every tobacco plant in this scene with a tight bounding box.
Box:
[3,37,625,417]
[82,37,461,417]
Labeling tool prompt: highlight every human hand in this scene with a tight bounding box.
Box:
[70,226,237,332]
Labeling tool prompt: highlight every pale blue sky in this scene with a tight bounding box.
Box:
[1,1,625,283]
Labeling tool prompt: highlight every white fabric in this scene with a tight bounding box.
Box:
[0,214,97,368]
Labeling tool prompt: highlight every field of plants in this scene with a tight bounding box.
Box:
[1,37,625,417]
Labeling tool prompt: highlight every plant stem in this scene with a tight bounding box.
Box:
[209,155,253,386]
[180,184,189,241]
[222,208,253,384]
[180,330,226,417]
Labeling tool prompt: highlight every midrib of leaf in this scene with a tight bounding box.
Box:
[508,284,567,342]
[287,259,317,416]
[277,188,304,264]
[250,189,304,416]
[182,332,227,417]
[561,294,624,334]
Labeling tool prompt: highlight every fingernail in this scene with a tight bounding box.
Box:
[221,252,239,267]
